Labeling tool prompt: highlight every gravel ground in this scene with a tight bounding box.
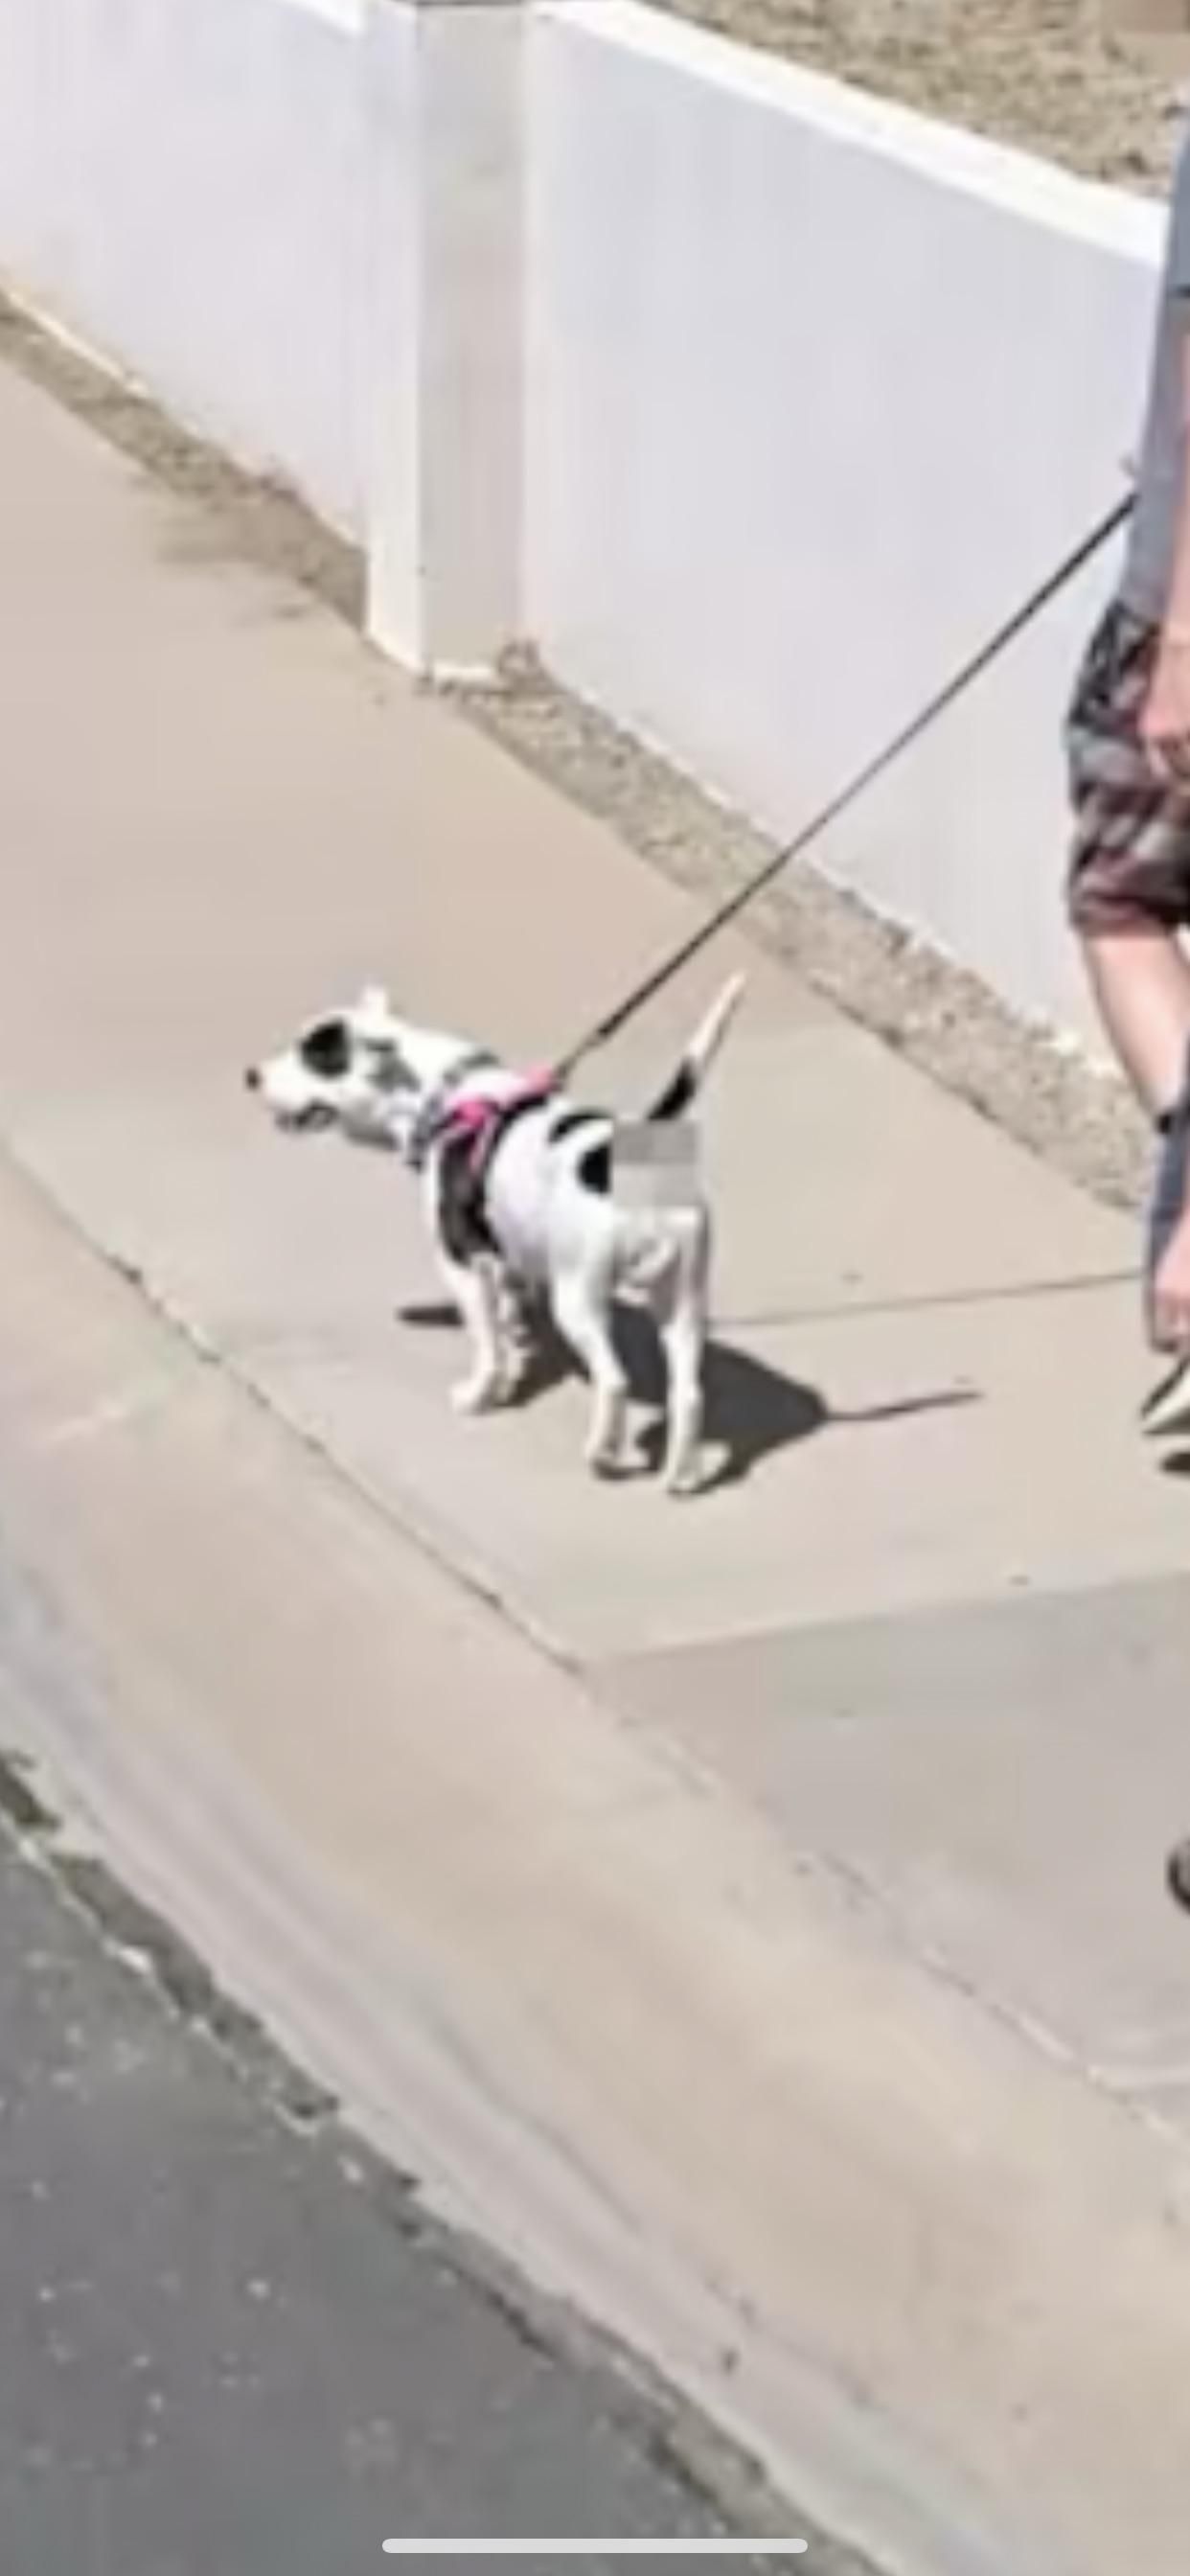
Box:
[656,0,1187,194]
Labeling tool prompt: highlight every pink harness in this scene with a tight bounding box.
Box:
[438,1070,555,1176]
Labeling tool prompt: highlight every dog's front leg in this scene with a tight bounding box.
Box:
[425,1156,514,1413]
[440,1254,508,1414]
[492,1262,534,1399]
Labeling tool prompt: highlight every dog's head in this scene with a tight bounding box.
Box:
[246,988,489,1161]
[246,987,426,1154]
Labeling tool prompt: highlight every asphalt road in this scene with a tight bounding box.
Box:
[0,1795,807,2576]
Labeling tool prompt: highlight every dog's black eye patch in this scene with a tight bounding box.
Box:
[300,1019,353,1079]
[369,1042,415,1092]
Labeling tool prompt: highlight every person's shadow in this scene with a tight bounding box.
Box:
[398,1297,977,1493]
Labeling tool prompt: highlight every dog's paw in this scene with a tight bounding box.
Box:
[584,1427,637,1478]
[587,1445,640,1481]
[584,1389,633,1478]
[492,1349,531,1404]
[450,1374,502,1416]
[663,1441,706,1497]
[585,1432,645,1481]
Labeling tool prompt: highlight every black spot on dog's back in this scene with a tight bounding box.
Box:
[550,1106,610,1190]
[549,1109,603,1143]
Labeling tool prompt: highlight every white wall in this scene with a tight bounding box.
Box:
[363,0,526,676]
[0,0,524,667]
[526,1,1165,1040]
[0,0,1171,1037]
[0,0,368,538]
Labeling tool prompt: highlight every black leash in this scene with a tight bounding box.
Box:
[549,491,1134,1087]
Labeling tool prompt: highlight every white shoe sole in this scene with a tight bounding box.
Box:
[1141,1353,1190,1439]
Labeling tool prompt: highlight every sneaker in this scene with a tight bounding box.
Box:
[1140,1350,1190,1439]
[1167,1841,1190,1913]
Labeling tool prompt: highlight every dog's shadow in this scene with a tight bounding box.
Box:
[398,1298,977,1492]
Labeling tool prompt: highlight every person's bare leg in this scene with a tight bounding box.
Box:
[1082,929,1190,1116]
[1084,929,1190,1381]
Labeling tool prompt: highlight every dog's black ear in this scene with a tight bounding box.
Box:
[300,1018,353,1079]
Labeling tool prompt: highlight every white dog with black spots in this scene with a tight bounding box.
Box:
[248,975,744,1494]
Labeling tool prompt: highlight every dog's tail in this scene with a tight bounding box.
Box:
[644,974,746,1121]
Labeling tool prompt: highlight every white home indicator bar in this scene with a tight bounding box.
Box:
[382,2546,808,2560]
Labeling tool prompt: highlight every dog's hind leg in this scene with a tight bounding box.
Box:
[551,1271,631,1475]
[652,1219,711,1495]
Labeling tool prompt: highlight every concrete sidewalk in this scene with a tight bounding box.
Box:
[3,343,1190,2574]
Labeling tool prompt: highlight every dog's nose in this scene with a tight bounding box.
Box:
[244,1066,261,1092]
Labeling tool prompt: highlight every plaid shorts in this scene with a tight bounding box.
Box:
[1065,599,1190,935]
